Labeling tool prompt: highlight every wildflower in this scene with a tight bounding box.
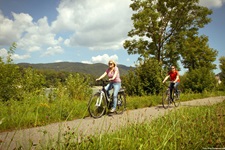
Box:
[40,102,50,108]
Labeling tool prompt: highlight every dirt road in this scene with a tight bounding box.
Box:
[1,96,225,150]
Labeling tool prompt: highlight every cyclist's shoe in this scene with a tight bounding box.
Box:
[109,108,116,113]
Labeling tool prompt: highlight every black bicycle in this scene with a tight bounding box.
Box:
[162,82,181,109]
[88,80,126,118]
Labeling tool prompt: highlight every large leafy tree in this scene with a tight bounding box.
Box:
[180,35,218,71]
[123,0,212,66]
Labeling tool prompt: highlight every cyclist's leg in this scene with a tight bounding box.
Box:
[174,82,180,94]
[169,82,174,99]
[112,82,121,111]
[105,83,113,97]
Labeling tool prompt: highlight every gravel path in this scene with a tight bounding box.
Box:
[0,96,225,150]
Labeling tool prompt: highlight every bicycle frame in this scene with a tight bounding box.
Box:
[88,80,126,118]
[162,81,180,109]
[96,85,111,107]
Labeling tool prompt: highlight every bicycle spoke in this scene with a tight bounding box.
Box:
[88,92,106,118]
[162,89,171,109]
[173,90,181,107]
[116,92,126,114]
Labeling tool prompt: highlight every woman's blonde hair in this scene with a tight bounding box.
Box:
[108,60,116,67]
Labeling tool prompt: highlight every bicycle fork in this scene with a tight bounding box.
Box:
[95,91,104,106]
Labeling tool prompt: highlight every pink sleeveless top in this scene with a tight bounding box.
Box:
[106,66,121,83]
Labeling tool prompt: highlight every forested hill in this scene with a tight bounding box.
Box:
[17,62,134,76]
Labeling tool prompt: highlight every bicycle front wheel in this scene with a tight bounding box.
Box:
[88,92,107,118]
[116,91,126,114]
[173,90,181,107]
[162,90,171,109]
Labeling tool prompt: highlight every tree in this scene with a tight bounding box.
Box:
[122,58,162,96]
[219,56,225,83]
[180,35,217,71]
[0,43,46,101]
[182,67,216,93]
[0,43,22,101]
[123,0,212,66]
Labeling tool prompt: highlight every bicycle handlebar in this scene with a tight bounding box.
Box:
[96,79,110,87]
[163,81,175,88]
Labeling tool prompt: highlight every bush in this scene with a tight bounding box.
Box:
[181,67,216,93]
[64,73,92,101]
[122,58,162,96]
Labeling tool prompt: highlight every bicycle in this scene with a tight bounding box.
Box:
[162,82,181,109]
[88,80,126,118]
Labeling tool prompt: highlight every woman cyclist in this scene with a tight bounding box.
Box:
[96,60,121,113]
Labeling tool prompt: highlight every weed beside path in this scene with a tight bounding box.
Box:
[0,96,225,150]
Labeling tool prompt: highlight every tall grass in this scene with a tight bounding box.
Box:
[0,93,89,131]
[43,101,225,150]
[0,91,225,132]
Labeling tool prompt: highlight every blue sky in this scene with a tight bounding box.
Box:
[0,0,224,75]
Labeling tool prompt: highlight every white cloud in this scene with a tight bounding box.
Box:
[90,54,118,64]
[41,46,64,56]
[12,54,30,60]
[81,60,92,64]
[0,48,8,57]
[52,0,133,50]
[0,11,64,61]
[199,0,225,8]
[82,54,119,64]
[17,16,63,53]
[0,13,19,45]
[0,48,30,61]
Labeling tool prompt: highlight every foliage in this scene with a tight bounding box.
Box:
[0,43,22,101]
[122,58,162,96]
[20,67,46,93]
[121,70,143,96]
[41,70,69,87]
[64,73,92,101]
[219,56,225,85]
[124,0,212,66]
[0,43,46,101]
[123,0,217,94]
[181,67,216,93]
[180,35,218,71]
[0,62,21,101]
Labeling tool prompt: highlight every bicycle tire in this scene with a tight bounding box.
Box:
[162,89,171,109]
[173,90,181,107]
[116,90,126,114]
[88,92,107,118]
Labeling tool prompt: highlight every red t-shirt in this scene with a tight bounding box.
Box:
[168,70,180,82]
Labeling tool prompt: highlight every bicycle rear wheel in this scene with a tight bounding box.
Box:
[88,92,106,118]
[116,90,126,114]
[162,89,171,109]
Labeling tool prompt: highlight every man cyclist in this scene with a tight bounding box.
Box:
[163,66,180,100]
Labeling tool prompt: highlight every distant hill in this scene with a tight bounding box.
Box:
[17,62,134,76]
